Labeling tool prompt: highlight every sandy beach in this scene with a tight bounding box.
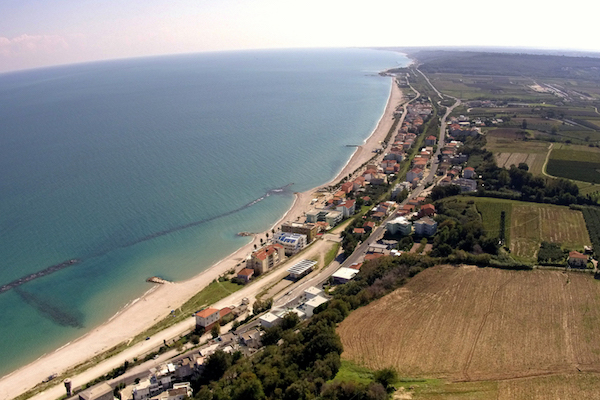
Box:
[0,78,404,400]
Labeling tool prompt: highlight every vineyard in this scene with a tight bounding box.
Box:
[546,148,600,184]
[581,207,600,256]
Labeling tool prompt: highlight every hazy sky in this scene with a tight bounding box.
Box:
[0,0,597,73]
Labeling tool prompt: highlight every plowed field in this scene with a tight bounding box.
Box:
[338,266,600,382]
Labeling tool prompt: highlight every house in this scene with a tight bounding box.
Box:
[425,135,437,146]
[414,217,438,237]
[568,251,588,268]
[464,167,475,179]
[406,167,423,183]
[195,307,220,329]
[78,383,113,400]
[272,231,307,255]
[165,383,193,400]
[341,181,354,194]
[364,253,385,261]
[240,328,262,348]
[353,227,365,235]
[304,286,324,299]
[363,221,375,232]
[247,243,285,274]
[418,203,436,218]
[237,268,254,283]
[337,199,356,218]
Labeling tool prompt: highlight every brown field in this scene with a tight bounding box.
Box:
[411,373,600,400]
[338,266,600,383]
[510,204,591,259]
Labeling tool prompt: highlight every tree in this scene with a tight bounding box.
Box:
[374,367,398,393]
[521,119,528,129]
[211,324,220,338]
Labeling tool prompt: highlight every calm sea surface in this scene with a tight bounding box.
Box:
[0,48,408,375]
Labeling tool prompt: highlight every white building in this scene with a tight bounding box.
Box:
[304,295,329,317]
[259,312,281,328]
[273,231,307,255]
[195,307,220,329]
[386,216,412,236]
[304,286,324,300]
[332,267,359,284]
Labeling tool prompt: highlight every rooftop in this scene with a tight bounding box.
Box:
[287,259,317,276]
[196,307,219,319]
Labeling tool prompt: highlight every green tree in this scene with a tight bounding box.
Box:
[374,367,398,392]
[521,119,528,129]
[211,324,220,338]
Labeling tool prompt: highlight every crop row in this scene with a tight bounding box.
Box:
[582,207,600,256]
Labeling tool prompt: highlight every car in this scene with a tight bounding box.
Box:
[146,336,150,340]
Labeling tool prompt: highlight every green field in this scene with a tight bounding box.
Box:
[546,147,600,184]
[452,197,590,260]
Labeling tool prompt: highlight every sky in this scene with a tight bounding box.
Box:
[0,0,598,73]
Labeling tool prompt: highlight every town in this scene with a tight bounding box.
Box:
[22,49,600,400]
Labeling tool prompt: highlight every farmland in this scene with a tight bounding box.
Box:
[546,145,600,184]
[483,129,550,175]
[337,266,600,396]
[448,197,590,259]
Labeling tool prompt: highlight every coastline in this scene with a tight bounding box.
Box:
[0,77,404,399]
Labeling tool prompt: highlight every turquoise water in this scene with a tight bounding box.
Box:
[0,48,408,375]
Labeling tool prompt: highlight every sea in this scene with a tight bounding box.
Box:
[0,48,408,376]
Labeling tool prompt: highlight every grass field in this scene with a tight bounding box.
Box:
[338,266,600,389]
[508,203,589,259]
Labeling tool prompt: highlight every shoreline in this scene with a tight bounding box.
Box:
[0,77,404,399]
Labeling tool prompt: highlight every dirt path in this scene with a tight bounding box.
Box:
[541,142,554,178]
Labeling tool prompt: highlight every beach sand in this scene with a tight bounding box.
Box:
[0,78,404,400]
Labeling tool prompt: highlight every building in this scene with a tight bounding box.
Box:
[304,286,324,300]
[463,167,475,179]
[336,199,356,218]
[259,312,281,328]
[132,379,152,400]
[247,243,285,274]
[287,259,317,279]
[332,267,359,284]
[406,167,423,183]
[273,231,307,255]
[240,328,262,348]
[418,203,436,218]
[386,216,412,236]
[237,268,254,283]
[165,383,193,400]
[425,135,437,146]
[568,251,588,268]
[78,383,113,400]
[303,295,329,317]
[453,178,478,192]
[414,217,438,237]
[325,210,343,227]
[195,307,220,329]
[281,222,318,242]
[306,209,342,227]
